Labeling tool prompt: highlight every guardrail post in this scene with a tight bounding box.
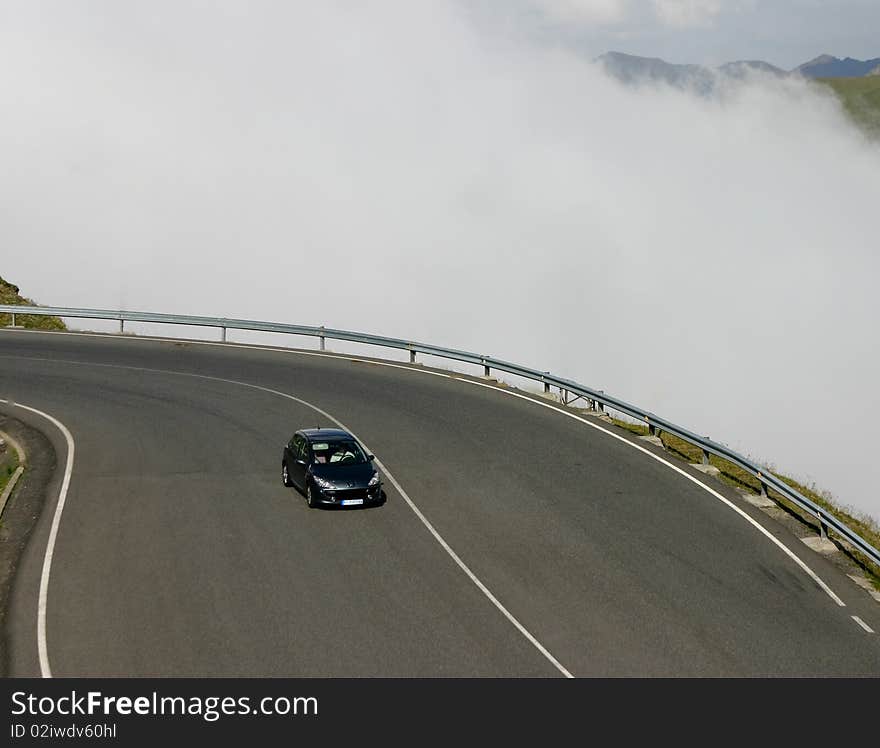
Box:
[596,391,605,413]
[701,448,710,466]
[10,312,15,327]
[757,473,769,498]
[817,512,829,539]
[221,327,227,343]
[319,326,326,351]
[482,357,490,378]
[409,348,416,364]
[119,318,124,334]
[542,373,550,394]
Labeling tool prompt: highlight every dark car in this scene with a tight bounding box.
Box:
[282,428,384,508]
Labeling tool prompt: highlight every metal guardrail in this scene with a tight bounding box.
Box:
[3,302,878,568]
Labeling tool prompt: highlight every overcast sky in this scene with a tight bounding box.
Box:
[1,2,879,522]
[483,0,880,68]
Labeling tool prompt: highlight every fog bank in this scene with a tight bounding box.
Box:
[2,2,879,520]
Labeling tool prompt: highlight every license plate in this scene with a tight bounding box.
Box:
[341,498,364,506]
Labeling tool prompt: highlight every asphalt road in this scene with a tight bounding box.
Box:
[0,329,878,676]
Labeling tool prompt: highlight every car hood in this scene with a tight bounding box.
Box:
[310,462,376,487]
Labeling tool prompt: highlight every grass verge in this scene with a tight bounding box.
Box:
[0,445,21,498]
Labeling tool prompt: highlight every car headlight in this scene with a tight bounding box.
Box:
[312,475,334,490]
[368,472,381,487]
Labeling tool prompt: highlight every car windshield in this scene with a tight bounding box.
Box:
[311,440,367,465]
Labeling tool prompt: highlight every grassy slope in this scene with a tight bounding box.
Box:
[0,276,66,330]
[817,76,880,139]
[0,443,20,497]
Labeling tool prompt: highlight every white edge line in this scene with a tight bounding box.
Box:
[374,461,575,678]
[1,360,574,679]
[0,397,75,678]
[851,616,874,634]
[1,329,851,664]
[234,380,575,679]
[3,329,850,606]
[307,355,849,608]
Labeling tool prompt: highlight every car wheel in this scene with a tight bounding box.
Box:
[282,462,293,487]
[306,483,315,508]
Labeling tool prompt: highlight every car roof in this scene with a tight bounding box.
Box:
[300,428,353,441]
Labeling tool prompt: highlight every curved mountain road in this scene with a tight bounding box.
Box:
[1,330,877,676]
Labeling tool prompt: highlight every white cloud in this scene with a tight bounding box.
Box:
[652,0,749,27]
[526,0,630,25]
[526,0,752,29]
[2,2,880,522]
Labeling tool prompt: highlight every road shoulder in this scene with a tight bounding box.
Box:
[0,413,56,676]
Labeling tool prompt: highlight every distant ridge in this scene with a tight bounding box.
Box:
[594,51,880,140]
[596,51,880,90]
[796,54,880,78]
[594,51,714,93]
[595,52,786,93]
[719,60,787,78]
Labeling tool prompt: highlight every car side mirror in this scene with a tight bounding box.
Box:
[367,453,375,462]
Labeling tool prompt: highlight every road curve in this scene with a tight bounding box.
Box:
[1,329,878,676]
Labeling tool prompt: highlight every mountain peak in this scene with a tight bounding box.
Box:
[596,51,666,65]
[596,52,785,94]
[801,54,838,67]
[719,60,786,78]
[595,51,880,89]
[595,51,714,93]
[796,54,880,77]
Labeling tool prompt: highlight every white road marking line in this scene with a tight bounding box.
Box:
[0,397,75,678]
[302,356,849,608]
[0,331,850,644]
[851,616,874,633]
[0,358,573,678]
[246,385,575,679]
[373,465,574,678]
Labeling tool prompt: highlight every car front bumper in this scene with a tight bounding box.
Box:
[312,486,384,507]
